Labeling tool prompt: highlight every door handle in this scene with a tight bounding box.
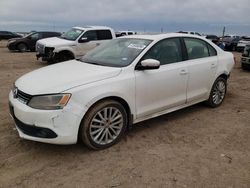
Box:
[180,69,188,75]
[211,63,216,69]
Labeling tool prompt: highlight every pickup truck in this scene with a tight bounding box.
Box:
[36,26,116,63]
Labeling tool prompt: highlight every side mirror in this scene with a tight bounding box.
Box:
[79,37,89,43]
[136,59,160,70]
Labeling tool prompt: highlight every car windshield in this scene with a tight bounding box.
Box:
[80,38,152,67]
[60,28,83,41]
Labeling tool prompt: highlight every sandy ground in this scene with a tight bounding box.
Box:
[0,40,249,188]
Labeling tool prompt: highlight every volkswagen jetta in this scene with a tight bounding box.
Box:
[9,33,235,149]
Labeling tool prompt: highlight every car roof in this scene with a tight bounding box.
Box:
[120,33,205,41]
[73,26,113,31]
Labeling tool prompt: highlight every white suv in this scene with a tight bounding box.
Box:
[36,26,116,63]
[9,33,234,149]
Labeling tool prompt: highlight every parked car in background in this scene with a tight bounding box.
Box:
[178,31,202,36]
[241,44,250,70]
[222,35,241,51]
[9,33,234,149]
[237,36,250,52]
[36,26,116,63]
[116,31,137,37]
[7,31,61,52]
[206,35,219,43]
[0,31,22,40]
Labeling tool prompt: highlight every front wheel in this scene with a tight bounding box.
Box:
[80,100,127,150]
[17,43,28,52]
[206,77,227,108]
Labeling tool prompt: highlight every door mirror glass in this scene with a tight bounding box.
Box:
[138,59,160,70]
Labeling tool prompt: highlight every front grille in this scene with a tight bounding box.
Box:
[16,89,32,104]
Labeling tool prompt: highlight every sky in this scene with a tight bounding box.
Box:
[0,0,250,36]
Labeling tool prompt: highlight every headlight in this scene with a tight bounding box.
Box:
[28,94,71,110]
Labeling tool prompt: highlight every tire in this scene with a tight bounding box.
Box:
[80,100,127,150]
[17,43,28,52]
[206,77,227,108]
[56,52,74,63]
[242,63,249,70]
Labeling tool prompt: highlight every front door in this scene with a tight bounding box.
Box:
[135,38,188,119]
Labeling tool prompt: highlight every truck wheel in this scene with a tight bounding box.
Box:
[56,52,74,63]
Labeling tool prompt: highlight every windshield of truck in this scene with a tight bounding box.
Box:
[60,28,83,41]
[80,38,152,67]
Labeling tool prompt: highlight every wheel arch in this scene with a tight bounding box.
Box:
[56,50,75,59]
[217,72,230,80]
[77,96,133,142]
[16,42,28,50]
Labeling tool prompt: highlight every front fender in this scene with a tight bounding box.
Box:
[53,46,76,58]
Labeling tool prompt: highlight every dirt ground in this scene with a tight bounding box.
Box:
[0,40,249,188]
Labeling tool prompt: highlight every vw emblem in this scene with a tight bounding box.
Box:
[13,88,18,98]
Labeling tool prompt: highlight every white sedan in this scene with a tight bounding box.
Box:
[9,33,235,149]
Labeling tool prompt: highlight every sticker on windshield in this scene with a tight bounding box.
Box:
[128,43,146,50]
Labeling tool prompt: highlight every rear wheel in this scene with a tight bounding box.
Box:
[80,100,127,150]
[17,43,28,52]
[206,77,227,108]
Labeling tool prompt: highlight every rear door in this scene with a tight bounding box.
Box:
[183,37,218,102]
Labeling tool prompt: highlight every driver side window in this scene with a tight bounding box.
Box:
[82,31,98,41]
[142,38,182,65]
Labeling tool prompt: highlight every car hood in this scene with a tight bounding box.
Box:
[37,37,75,47]
[15,60,122,95]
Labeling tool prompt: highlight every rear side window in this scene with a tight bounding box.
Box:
[97,30,112,40]
[184,38,209,60]
[207,44,217,56]
[142,38,182,65]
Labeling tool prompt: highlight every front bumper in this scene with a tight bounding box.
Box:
[7,42,17,51]
[9,91,82,145]
[36,52,55,62]
[36,46,55,62]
